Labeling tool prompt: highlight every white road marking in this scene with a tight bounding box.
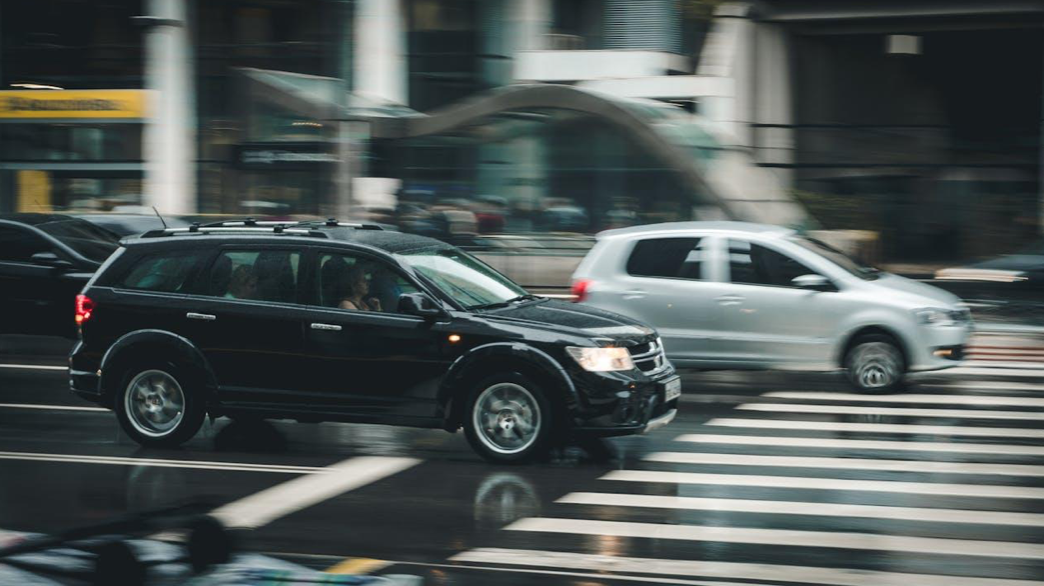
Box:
[600,470,1044,499]
[557,492,1044,527]
[933,381,1044,393]
[675,433,1044,456]
[450,548,1044,586]
[644,451,1044,477]
[936,367,1044,377]
[0,450,325,474]
[211,456,420,529]
[705,418,1044,438]
[738,403,1044,420]
[0,403,107,412]
[765,391,1044,407]
[0,363,67,371]
[505,518,1044,559]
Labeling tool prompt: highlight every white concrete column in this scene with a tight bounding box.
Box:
[143,0,195,215]
[511,0,551,52]
[753,23,795,188]
[353,0,407,105]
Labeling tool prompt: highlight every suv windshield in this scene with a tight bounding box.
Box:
[790,236,880,280]
[400,248,529,309]
[37,219,119,263]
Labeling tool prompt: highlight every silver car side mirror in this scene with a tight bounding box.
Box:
[792,274,835,292]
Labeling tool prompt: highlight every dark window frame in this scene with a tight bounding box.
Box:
[726,239,822,289]
[625,237,707,281]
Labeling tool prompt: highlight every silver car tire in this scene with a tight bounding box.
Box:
[845,336,905,392]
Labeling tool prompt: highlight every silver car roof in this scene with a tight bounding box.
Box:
[598,221,795,239]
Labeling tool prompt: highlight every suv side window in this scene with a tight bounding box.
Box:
[0,225,51,263]
[728,239,817,287]
[207,249,301,303]
[317,253,419,314]
[120,250,206,293]
[626,237,706,280]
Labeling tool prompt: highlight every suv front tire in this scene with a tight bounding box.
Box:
[116,363,205,447]
[463,372,554,463]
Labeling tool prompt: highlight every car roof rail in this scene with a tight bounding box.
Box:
[138,225,331,239]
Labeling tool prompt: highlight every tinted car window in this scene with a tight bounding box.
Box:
[626,237,705,280]
[318,253,418,313]
[120,250,206,293]
[0,225,51,263]
[34,218,119,263]
[208,250,301,304]
[729,240,817,287]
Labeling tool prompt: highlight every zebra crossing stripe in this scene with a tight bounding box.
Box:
[705,418,1044,438]
[557,492,1044,527]
[505,518,1044,559]
[675,434,1044,456]
[764,392,1044,407]
[737,403,1043,420]
[600,470,1044,499]
[644,451,1044,476]
[450,548,1044,586]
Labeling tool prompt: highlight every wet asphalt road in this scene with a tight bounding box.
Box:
[2,335,1044,585]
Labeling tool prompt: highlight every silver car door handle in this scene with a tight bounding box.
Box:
[715,295,744,306]
[622,289,647,300]
[186,312,216,321]
[310,323,342,331]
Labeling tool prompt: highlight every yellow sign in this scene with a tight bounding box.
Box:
[0,90,148,120]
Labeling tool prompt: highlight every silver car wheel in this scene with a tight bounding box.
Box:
[472,382,541,455]
[124,369,186,438]
[851,342,902,389]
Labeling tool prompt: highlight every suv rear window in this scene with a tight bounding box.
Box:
[119,250,206,293]
[626,237,705,280]
[207,250,301,304]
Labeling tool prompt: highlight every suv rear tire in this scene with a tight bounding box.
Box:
[115,363,205,447]
[463,372,554,464]
[844,334,905,393]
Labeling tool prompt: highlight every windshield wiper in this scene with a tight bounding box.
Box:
[468,294,543,311]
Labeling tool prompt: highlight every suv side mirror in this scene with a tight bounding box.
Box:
[31,251,75,271]
[398,292,444,318]
[792,274,835,292]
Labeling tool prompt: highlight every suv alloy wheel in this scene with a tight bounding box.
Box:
[115,363,206,446]
[464,372,554,463]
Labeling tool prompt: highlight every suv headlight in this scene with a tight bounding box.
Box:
[913,308,956,327]
[566,346,634,372]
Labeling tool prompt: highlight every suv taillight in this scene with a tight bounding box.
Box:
[571,279,592,303]
[75,294,95,325]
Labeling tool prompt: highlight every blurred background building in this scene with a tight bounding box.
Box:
[1,0,1042,263]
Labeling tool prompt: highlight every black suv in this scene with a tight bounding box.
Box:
[69,220,679,462]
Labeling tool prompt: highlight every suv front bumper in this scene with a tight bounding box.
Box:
[570,367,680,437]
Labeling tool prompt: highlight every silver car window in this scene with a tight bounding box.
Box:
[626,237,709,280]
[728,239,819,288]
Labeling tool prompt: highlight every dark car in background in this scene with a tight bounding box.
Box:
[68,220,678,462]
[0,214,120,337]
[74,213,190,238]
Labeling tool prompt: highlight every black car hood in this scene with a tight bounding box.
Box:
[479,299,656,344]
[970,254,1044,272]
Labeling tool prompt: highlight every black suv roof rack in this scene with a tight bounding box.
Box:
[138,217,383,239]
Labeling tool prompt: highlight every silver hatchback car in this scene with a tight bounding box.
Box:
[571,222,972,391]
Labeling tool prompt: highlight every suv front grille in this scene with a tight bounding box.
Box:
[630,338,668,375]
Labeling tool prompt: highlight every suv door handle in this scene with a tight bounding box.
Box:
[186,312,216,321]
[310,323,342,331]
[715,295,744,306]
[622,289,647,300]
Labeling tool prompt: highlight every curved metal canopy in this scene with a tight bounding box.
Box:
[367,84,733,217]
